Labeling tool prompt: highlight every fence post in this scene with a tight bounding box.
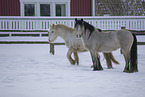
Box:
[50,43,54,55]
[120,26,126,54]
[121,26,126,29]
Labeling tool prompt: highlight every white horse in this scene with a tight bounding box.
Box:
[74,18,138,73]
[48,24,119,68]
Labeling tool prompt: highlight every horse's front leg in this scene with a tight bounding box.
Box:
[67,49,75,65]
[90,51,99,68]
[96,53,103,70]
[90,50,103,71]
[73,52,79,65]
[90,51,95,68]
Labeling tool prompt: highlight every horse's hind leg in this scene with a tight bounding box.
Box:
[67,49,75,65]
[103,53,113,69]
[73,52,79,65]
[122,52,130,72]
[109,53,119,64]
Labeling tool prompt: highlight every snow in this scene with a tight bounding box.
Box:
[0,36,145,97]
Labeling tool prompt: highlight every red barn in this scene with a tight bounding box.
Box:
[71,0,92,16]
[0,0,20,16]
[0,0,94,16]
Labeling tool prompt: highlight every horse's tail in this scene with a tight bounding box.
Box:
[130,33,138,72]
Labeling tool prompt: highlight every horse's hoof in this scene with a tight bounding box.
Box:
[92,69,98,71]
[123,69,128,73]
[71,62,75,65]
[123,69,138,73]
[107,67,113,69]
[71,63,75,65]
[92,68,103,71]
[129,69,139,73]
[70,60,76,65]
[135,69,138,72]
[99,66,103,70]
[123,70,133,73]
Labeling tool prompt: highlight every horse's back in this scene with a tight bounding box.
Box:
[116,29,134,51]
[116,29,133,42]
[92,29,133,52]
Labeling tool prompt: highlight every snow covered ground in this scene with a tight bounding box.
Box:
[0,36,145,97]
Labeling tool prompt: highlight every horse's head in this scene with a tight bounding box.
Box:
[75,18,95,40]
[74,18,84,38]
[48,24,58,42]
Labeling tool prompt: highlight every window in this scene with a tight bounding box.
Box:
[24,4,35,16]
[20,0,70,16]
[56,4,66,16]
[40,4,50,16]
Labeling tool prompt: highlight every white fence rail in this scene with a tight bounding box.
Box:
[0,16,145,30]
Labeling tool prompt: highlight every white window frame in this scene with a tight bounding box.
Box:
[39,2,52,16]
[20,0,70,17]
[21,2,37,16]
[92,0,95,16]
[55,2,68,16]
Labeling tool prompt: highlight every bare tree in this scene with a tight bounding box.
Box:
[95,0,144,16]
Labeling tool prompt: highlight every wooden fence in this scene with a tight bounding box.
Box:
[0,16,145,55]
[1,16,145,30]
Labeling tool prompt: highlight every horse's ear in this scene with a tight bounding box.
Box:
[75,18,77,22]
[81,18,83,22]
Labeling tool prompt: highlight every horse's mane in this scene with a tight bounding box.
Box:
[55,24,74,33]
[83,21,102,39]
[83,21,95,33]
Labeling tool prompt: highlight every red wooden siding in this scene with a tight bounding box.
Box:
[71,0,92,16]
[0,0,20,16]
